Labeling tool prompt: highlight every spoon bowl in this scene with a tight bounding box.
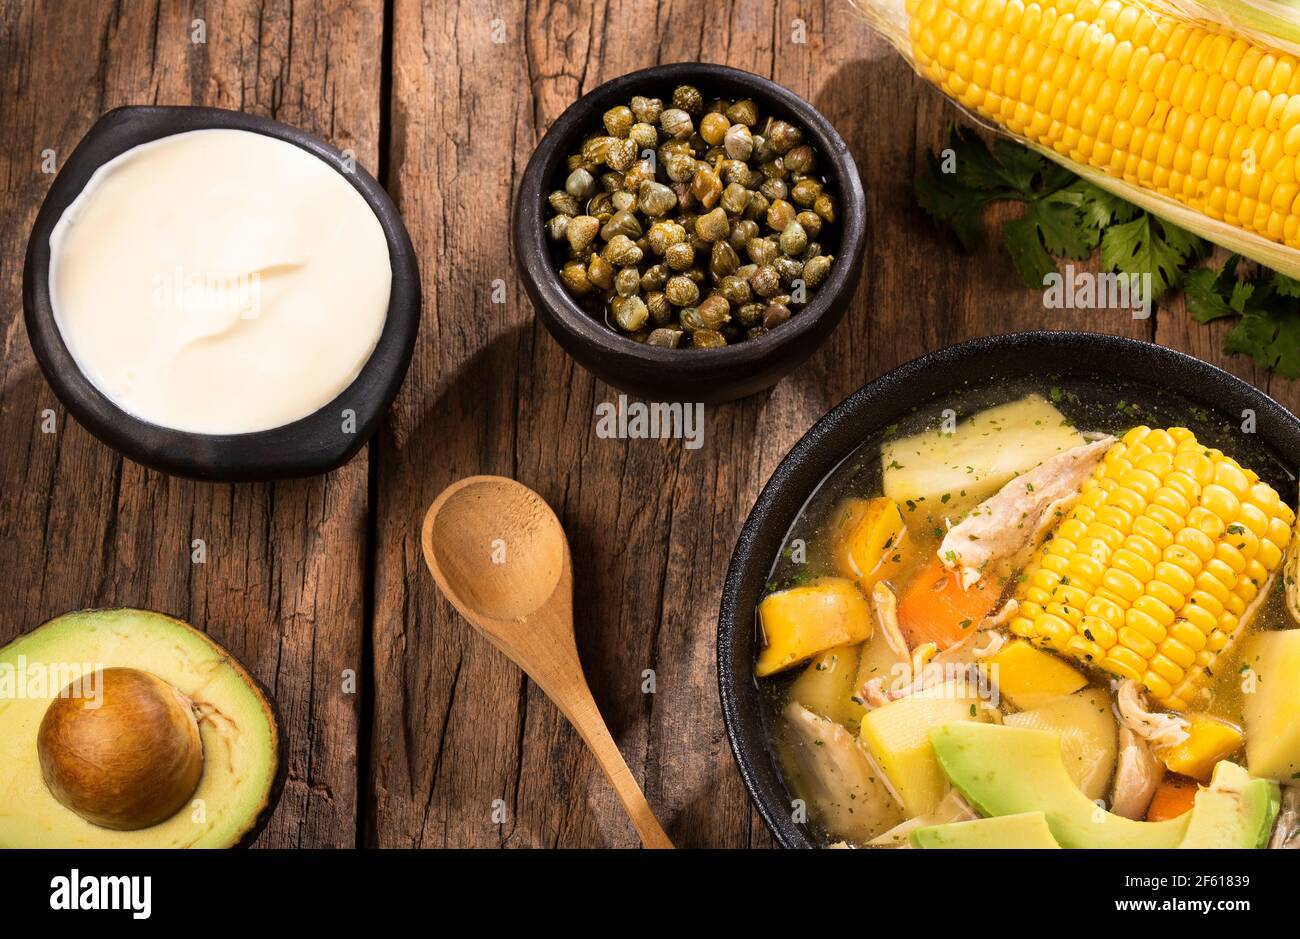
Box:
[422,476,673,849]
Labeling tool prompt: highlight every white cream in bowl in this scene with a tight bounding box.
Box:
[48,128,392,435]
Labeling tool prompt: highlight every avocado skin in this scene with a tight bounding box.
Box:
[1,608,286,848]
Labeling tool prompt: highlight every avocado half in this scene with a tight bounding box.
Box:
[0,609,284,848]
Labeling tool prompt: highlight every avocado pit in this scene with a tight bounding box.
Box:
[37,667,204,831]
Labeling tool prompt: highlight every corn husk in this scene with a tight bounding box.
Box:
[848,0,1300,280]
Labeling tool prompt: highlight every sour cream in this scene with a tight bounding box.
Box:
[48,128,391,435]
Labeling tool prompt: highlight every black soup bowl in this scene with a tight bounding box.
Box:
[23,106,421,481]
[717,331,1300,848]
[513,63,867,403]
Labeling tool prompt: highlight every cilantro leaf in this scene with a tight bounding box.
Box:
[1225,310,1300,379]
[1003,214,1060,287]
[1099,214,1206,301]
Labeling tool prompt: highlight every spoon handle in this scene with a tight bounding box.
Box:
[559,692,675,849]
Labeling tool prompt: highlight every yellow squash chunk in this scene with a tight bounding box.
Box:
[859,681,987,817]
[985,639,1088,710]
[789,644,866,728]
[756,578,873,677]
[881,394,1084,507]
[1241,629,1300,780]
[1160,717,1246,783]
[831,497,908,590]
[1004,687,1118,801]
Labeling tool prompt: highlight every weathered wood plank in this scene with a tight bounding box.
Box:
[0,0,383,847]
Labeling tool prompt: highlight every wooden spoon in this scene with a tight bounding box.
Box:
[421,475,673,849]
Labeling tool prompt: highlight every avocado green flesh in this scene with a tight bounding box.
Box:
[0,609,279,848]
[911,811,1061,849]
[1180,774,1280,849]
[931,723,1191,849]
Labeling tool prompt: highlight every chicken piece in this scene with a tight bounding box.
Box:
[1269,786,1300,849]
[1115,679,1190,749]
[939,437,1115,588]
[780,702,904,843]
[1110,725,1163,820]
[868,789,980,847]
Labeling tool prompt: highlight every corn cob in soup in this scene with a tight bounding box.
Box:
[756,381,1300,848]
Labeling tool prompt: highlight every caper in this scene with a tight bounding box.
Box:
[767,119,803,153]
[641,263,670,292]
[586,192,613,222]
[735,301,765,327]
[546,215,569,242]
[747,236,778,266]
[762,301,792,329]
[671,85,703,116]
[581,136,615,165]
[752,265,781,298]
[725,98,758,127]
[601,171,625,192]
[566,215,600,253]
[718,182,750,216]
[601,209,642,241]
[611,295,649,332]
[696,207,730,242]
[630,95,663,124]
[767,198,796,232]
[802,254,833,288]
[587,254,615,291]
[759,177,788,202]
[624,159,655,193]
[691,329,727,349]
[719,273,752,305]
[603,105,634,138]
[665,241,695,271]
[628,123,658,153]
[560,260,592,295]
[697,294,731,329]
[663,151,697,183]
[724,124,753,161]
[796,210,822,239]
[760,157,787,181]
[790,178,822,208]
[647,327,684,348]
[638,181,678,219]
[743,192,770,222]
[549,190,580,216]
[814,192,837,223]
[700,112,730,146]
[660,108,694,140]
[784,144,816,175]
[606,138,637,172]
[664,275,700,307]
[566,168,595,200]
[690,166,723,209]
[779,220,808,256]
[775,258,803,287]
[747,326,769,340]
[720,160,753,188]
[671,181,696,213]
[647,220,687,254]
[728,219,759,251]
[614,266,642,298]
[646,291,673,325]
[611,190,636,213]
[604,234,644,266]
[751,133,773,164]
[710,241,740,279]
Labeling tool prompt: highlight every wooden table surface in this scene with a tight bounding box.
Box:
[1,0,1293,849]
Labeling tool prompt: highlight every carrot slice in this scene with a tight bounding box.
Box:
[1146,775,1198,822]
[895,557,998,650]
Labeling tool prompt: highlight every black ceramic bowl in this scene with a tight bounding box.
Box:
[513,63,867,403]
[23,106,421,481]
[717,331,1300,848]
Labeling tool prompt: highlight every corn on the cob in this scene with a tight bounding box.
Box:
[853,0,1300,275]
[1009,426,1295,709]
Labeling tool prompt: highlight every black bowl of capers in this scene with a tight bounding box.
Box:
[513,63,866,403]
